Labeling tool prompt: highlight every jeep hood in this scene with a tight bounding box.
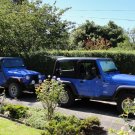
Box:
[111,74,135,85]
[4,68,39,77]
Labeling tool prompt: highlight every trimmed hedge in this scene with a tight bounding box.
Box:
[22,50,135,76]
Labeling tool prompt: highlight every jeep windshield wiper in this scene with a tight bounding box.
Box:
[105,69,118,73]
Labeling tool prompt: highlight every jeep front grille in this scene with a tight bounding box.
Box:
[31,75,38,83]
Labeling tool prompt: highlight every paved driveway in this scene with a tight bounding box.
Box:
[5,93,135,133]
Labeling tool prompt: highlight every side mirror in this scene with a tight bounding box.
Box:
[56,68,62,76]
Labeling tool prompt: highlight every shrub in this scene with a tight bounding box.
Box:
[0,91,5,113]
[81,116,100,129]
[80,117,105,135]
[43,119,80,135]
[41,115,105,135]
[1,104,29,119]
[25,108,47,130]
[25,110,106,135]
[41,116,80,135]
[36,77,64,120]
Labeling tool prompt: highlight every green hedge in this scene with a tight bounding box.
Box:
[22,50,135,76]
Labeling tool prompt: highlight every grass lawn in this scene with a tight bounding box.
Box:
[0,117,42,135]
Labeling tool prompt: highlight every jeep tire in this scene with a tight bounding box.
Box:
[117,94,135,114]
[8,83,22,98]
[59,87,75,108]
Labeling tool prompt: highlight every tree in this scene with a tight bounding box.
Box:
[70,20,125,50]
[127,28,135,44]
[114,28,135,50]
[0,0,72,56]
[106,21,125,47]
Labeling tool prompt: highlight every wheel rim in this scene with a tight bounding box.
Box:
[121,98,134,112]
[10,85,18,97]
[59,91,69,104]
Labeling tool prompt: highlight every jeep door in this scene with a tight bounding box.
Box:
[75,60,102,97]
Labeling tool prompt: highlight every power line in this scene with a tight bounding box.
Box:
[87,16,135,22]
[71,9,135,12]
[1,8,135,22]
[63,15,135,22]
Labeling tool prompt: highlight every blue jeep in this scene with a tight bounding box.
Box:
[0,57,44,98]
[53,57,135,114]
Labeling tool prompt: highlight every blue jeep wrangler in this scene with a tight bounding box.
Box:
[53,57,135,114]
[0,57,44,98]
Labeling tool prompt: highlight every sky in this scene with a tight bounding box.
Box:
[42,0,135,30]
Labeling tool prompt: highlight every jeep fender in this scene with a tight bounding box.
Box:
[113,85,135,100]
[60,80,78,96]
[5,77,23,87]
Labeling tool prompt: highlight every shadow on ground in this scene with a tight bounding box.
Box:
[6,92,37,103]
[72,100,118,117]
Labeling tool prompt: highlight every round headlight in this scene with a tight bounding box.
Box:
[31,80,35,84]
[52,76,56,79]
[26,75,30,80]
[39,80,42,83]
[38,75,42,79]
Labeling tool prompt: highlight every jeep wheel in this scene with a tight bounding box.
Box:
[8,83,22,98]
[117,94,135,115]
[59,88,75,108]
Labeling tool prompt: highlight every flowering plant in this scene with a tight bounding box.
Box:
[36,76,64,120]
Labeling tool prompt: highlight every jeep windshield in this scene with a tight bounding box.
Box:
[99,60,118,73]
[2,59,25,68]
